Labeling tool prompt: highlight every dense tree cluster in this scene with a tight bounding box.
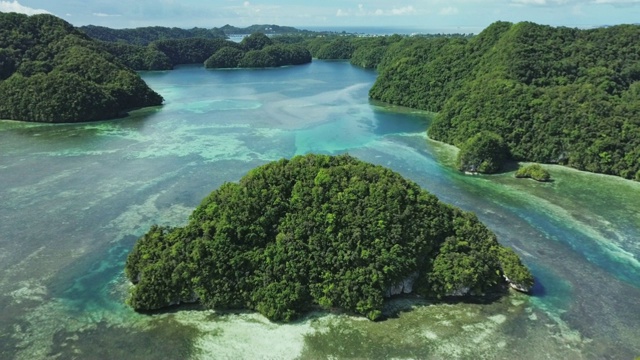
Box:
[77,30,312,70]
[0,13,163,123]
[456,131,510,174]
[301,34,470,70]
[97,41,172,70]
[125,154,532,322]
[204,33,311,69]
[369,21,640,180]
[515,164,551,182]
[149,38,234,66]
[78,25,226,46]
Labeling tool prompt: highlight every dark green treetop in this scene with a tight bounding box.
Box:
[0,12,162,123]
[515,164,551,182]
[125,154,533,322]
[369,21,640,180]
[241,32,274,51]
[456,131,510,174]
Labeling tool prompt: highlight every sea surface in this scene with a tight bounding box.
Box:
[0,61,639,359]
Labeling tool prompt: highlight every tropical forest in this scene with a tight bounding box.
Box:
[125,154,532,321]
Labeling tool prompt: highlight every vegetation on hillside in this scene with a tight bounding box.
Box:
[301,34,470,69]
[368,21,640,181]
[515,164,551,182]
[205,33,311,69]
[0,13,163,123]
[77,30,312,70]
[79,25,226,46]
[456,131,510,174]
[125,154,533,322]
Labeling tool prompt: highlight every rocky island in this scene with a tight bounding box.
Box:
[0,13,163,123]
[125,154,533,322]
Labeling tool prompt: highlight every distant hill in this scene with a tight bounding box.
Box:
[0,13,163,123]
[78,25,227,46]
[220,24,314,35]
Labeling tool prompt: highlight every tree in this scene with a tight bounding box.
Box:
[515,164,551,182]
[204,46,245,68]
[0,12,163,123]
[241,32,273,51]
[456,131,509,173]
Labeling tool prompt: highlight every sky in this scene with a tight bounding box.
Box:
[1,0,639,32]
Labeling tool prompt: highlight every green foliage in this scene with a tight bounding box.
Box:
[370,21,640,180]
[0,13,162,123]
[241,32,273,51]
[315,37,356,60]
[206,44,311,69]
[149,38,234,66]
[498,247,534,290]
[429,213,503,296]
[238,50,276,68]
[456,131,509,174]
[515,164,551,182]
[204,46,245,68]
[97,41,172,70]
[125,154,532,322]
[301,33,470,71]
[79,25,226,46]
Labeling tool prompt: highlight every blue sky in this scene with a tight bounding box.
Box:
[1,0,639,32]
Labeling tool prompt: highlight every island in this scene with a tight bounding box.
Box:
[456,131,509,174]
[78,26,312,71]
[125,154,533,322]
[365,22,640,181]
[205,33,311,69]
[300,23,640,181]
[515,164,551,182]
[0,13,163,123]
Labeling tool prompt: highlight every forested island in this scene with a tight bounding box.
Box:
[0,13,313,123]
[365,22,640,180]
[126,154,533,322]
[0,13,163,123]
[301,24,640,181]
[78,24,312,71]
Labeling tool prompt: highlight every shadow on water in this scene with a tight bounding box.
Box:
[378,285,511,321]
[1,105,162,140]
[529,278,547,298]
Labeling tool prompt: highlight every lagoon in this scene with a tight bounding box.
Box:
[0,61,639,359]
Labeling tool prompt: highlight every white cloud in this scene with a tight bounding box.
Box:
[511,0,548,4]
[93,12,121,17]
[593,0,640,4]
[391,6,416,15]
[512,0,640,5]
[439,6,459,15]
[0,0,50,15]
[338,4,419,17]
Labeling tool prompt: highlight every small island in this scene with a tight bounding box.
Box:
[515,164,551,182]
[205,33,311,69]
[0,13,163,123]
[456,131,509,174]
[125,154,533,322]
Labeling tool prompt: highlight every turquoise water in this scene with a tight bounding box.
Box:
[0,62,638,359]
